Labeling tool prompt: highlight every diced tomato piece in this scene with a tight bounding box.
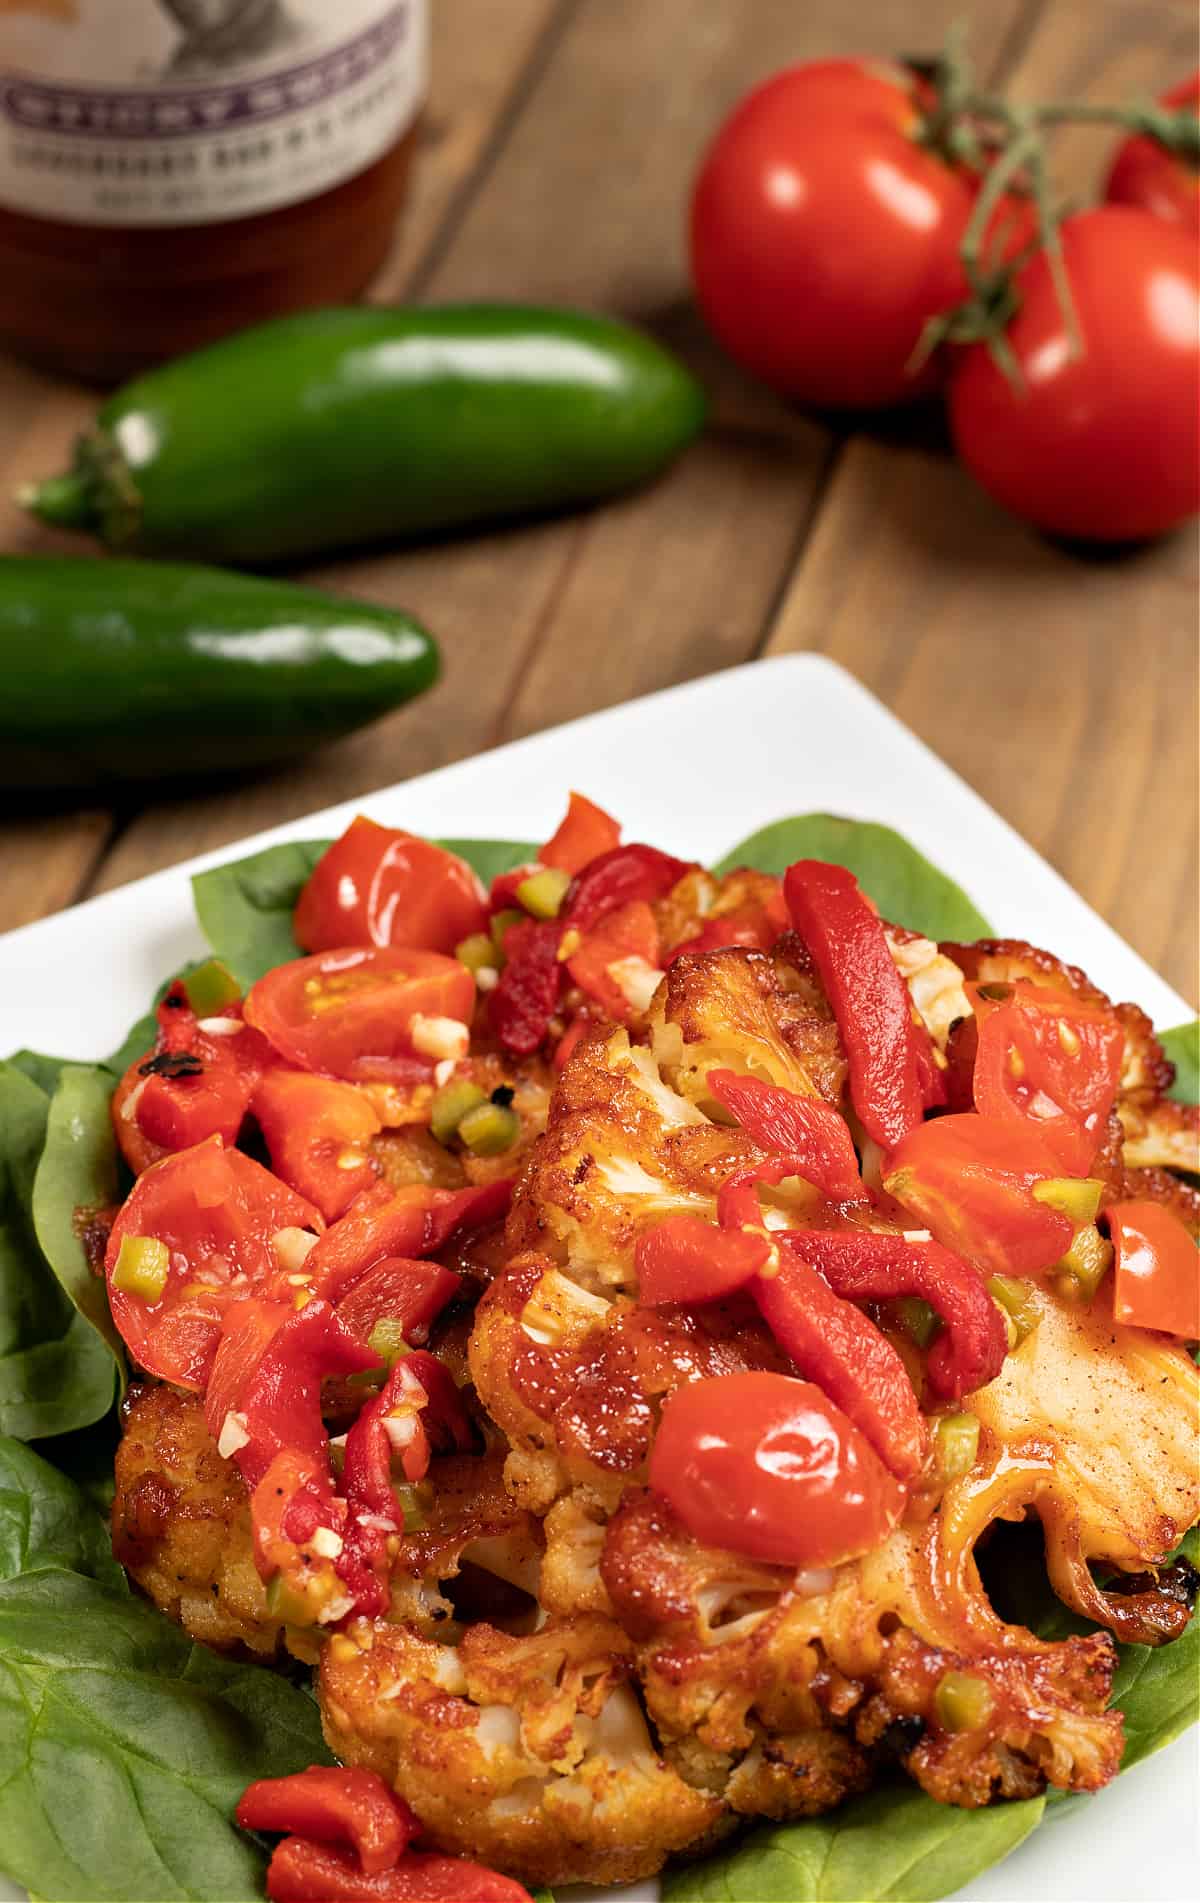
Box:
[1110,1200,1200,1338]
[636,1215,771,1305]
[306,1179,512,1305]
[245,947,474,1084]
[884,1113,1074,1278]
[969,980,1125,1174]
[253,1069,382,1222]
[649,1371,906,1570]
[294,818,488,956]
[334,1255,463,1348]
[237,1768,418,1877]
[706,1069,865,1203]
[540,792,622,876]
[265,1839,534,1902]
[566,900,660,1021]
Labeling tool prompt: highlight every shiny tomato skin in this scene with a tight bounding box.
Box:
[1109,1199,1200,1338]
[948,207,1200,541]
[245,946,475,1083]
[294,817,487,957]
[649,1370,906,1568]
[969,981,1125,1175]
[689,59,1034,407]
[884,1113,1073,1277]
[253,1069,381,1221]
[1105,74,1199,238]
[105,1138,322,1389]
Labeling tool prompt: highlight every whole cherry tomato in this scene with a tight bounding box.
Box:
[1105,74,1199,239]
[948,206,1200,542]
[294,817,488,957]
[689,58,1035,407]
[648,1370,906,1568]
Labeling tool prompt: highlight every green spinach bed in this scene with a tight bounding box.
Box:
[0,816,1195,1903]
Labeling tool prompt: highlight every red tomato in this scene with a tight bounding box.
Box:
[949,206,1200,541]
[540,791,622,875]
[884,1113,1073,1277]
[690,58,1036,407]
[105,1138,322,1389]
[565,900,660,1021]
[294,817,487,956]
[969,981,1125,1174]
[253,1069,381,1222]
[237,1768,418,1877]
[333,1254,463,1348]
[264,1838,534,1903]
[111,993,271,1175]
[649,1370,906,1568]
[306,1178,512,1304]
[1106,75,1199,239]
[1109,1200,1200,1338]
[245,946,474,1083]
[635,1215,770,1306]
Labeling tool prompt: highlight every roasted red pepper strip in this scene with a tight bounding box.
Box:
[265,1838,534,1902]
[968,980,1125,1175]
[783,1229,1008,1401]
[306,1179,512,1304]
[334,1256,463,1350]
[563,843,692,933]
[706,1068,866,1203]
[566,900,660,1022]
[540,791,622,876]
[237,1768,418,1877]
[752,1243,927,1480]
[784,861,942,1147]
[636,1214,771,1305]
[717,1156,847,1230]
[488,917,565,1054]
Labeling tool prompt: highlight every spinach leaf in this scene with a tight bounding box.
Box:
[6,1050,70,1098]
[662,1785,1045,1903]
[0,1065,114,1442]
[0,1438,332,1903]
[1160,1020,1198,1107]
[32,1066,127,1395]
[192,836,537,987]
[719,815,991,941]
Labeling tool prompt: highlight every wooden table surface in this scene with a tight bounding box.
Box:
[2,0,1196,1004]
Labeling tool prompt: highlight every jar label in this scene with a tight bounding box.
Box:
[0,1,427,227]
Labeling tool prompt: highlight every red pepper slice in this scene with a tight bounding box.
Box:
[635,1215,771,1306]
[488,917,565,1054]
[334,1256,463,1349]
[706,1068,866,1203]
[540,791,622,876]
[783,1229,1008,1400]
[306,1180,512,1304]
[968,980,1125,1175]
[566,900,660,1021]
[884,1113,1074,1277]
[1109,1200,1200,1338]
[563,843,692,933]
[237,1768,418,1877]
[752,1243,927,1479]
[205,1296,376,1490]
[717,1155,852,1232]
[265,1839,534,1902]
[784,860,942,1147]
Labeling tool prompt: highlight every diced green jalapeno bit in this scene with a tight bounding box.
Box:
[367,1316,412,1367]
[934,1670,994,1732]
[986,1274,1039,1344]
[430,1079,488,1145]
[515,867,571,919]
[934,1412,980,1479]
[182,958,242,1016]
[265,1571,315,1624]
[1032,1176,1104,1223]
[455,932,498,975]
[490,909,524,957]
[894,1295,940,1349]
[394,1480,435,1532]
[112,1234,170,1302]
[1054,1224,1113,1303]
[458,1100,521,1156]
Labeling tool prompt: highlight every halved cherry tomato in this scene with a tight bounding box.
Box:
[294,818,487,956]
[635,1214,770,1306]
[105,1138,322,1389]
[566,900,660,1021]
[333,1255,463,1348]
[540,791,622,876]
[253,1070,382,1222]
[649,1370,906,1568]
[969,980,1124,1174]
[706,1068,865,1203]
[245,947,474,1084]
[264,1839,534,1902]
[111,985,270,1174]
[1109,1200,1200,1338]
[884,1113,1073,1277]
[237,1768,418,1877]
[306,1179,512,1304]
[1105,73,1200,239]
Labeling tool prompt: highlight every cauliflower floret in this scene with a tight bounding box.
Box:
[318,1613,722,1887]
[650,944,846,1109]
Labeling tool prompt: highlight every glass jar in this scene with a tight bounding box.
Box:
[0,1,428,381]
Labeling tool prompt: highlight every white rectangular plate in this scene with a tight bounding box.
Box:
[0,655,1193,1903]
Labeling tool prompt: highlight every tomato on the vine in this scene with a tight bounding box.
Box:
[948,206,1200,542]
[689,58,1035,407]
[1105,74,1199,239]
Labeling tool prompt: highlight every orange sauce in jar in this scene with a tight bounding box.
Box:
[0,2,427,381]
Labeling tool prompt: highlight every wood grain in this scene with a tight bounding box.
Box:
[764,0,1199,1004]
[89,0,1031,894]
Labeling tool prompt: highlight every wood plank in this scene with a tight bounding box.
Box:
[764,0,1200,1004]
[91,0,1032,896]
[0,0,563,929]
